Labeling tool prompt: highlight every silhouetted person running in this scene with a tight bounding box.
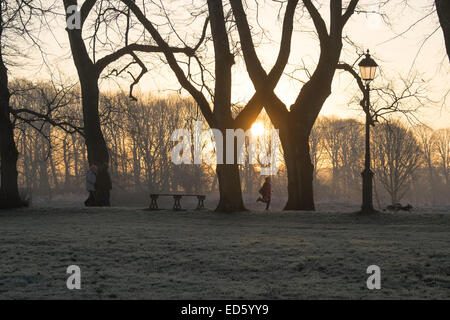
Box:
[257,177,271,210]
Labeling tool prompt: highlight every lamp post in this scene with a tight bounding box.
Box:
[358,50,378,214]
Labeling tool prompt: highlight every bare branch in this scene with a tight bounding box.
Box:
[302,0,328,43]
[120,0,215,127]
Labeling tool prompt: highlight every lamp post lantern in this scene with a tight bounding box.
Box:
[358,50,378,214]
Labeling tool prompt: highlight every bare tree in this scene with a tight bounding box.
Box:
[62,0,199,205]
[415,124,438,204]
[309,118,325,183]
[321,117,344,196]
[433,127,450,188]
[9,79,83,199]
[372,121,422,205]
[320,117,363,200]
[231,0,359,210]
[119,0,296,212]
[0,0,58,208]
[0,2,21,207]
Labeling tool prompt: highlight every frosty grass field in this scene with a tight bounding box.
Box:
[0,206,449,299]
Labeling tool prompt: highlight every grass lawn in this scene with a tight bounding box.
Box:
[0,207,449,299]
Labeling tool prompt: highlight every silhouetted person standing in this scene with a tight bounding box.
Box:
[257,177,271,210]
[85,165,97,206]
[95,163,112,206]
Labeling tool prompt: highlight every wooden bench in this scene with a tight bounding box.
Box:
[149,194,206,211]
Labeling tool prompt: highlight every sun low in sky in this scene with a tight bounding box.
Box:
[251,121,265,136]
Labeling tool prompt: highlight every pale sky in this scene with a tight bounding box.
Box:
[9,0,450,129]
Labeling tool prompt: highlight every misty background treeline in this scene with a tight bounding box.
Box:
[12,79,450,208]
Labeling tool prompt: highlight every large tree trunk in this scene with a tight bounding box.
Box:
[208,0,246,212]
[0,42,23,208]
[210,123,247,212]
[280,40,341,210]
[79,76,110,203]
[215,163,246,212]
[213,127,246,212]
[64,0,111,204]
[79,77,109,167]
[436,0,450,61]
[281,121,315,210]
